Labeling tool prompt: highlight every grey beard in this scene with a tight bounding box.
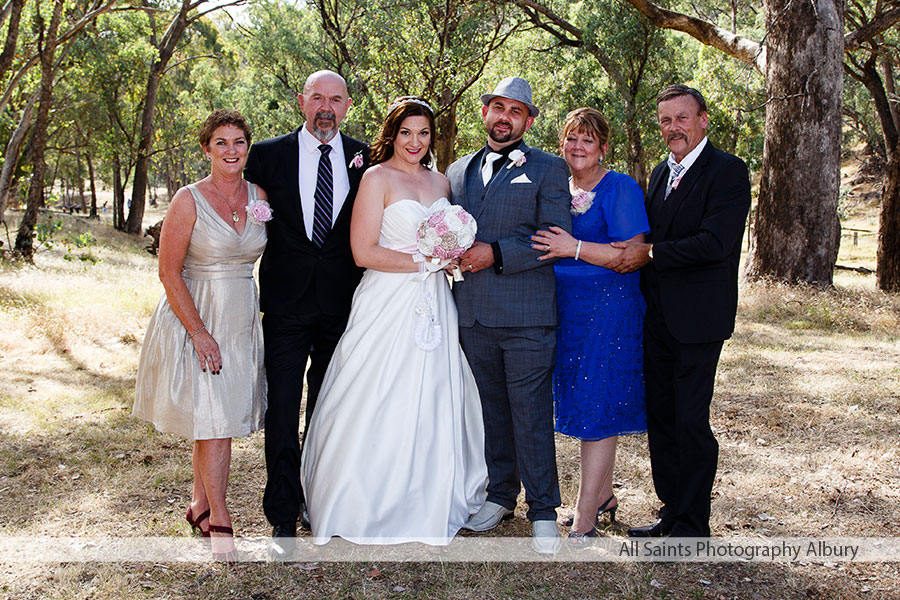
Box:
[311,111,338,142]
[312,125,338,142]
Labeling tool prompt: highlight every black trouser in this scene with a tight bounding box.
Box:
[643,303,723,537]
[261,311,348,527]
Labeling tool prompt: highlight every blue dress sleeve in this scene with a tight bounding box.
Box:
[601,173,650,242]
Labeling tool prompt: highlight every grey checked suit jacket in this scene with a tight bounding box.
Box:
[446,142,571,328]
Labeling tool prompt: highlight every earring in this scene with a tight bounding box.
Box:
[599,156,604,165]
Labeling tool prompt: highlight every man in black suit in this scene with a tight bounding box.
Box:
[611,85,750,537]
[244,70,369,542]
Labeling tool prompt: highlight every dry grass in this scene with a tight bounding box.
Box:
[1,200,899,599]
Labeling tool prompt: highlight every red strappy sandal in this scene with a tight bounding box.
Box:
[186,507,211,537]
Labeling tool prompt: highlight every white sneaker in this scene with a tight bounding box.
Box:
[531,520,561,555]
[461,501,514,532]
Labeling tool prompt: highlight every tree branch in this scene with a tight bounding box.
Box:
[162,53,218,74]
[624,0,765,72]
[845,6,900,50]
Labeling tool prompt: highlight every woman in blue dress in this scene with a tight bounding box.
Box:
[532,108,649,545]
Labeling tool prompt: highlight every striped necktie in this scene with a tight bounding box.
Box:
[312,144,333,248]
[665,163,685,199]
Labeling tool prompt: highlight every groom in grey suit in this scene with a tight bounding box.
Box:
[446,77,571,554]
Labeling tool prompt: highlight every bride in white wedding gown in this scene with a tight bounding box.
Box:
[300,97,487,545]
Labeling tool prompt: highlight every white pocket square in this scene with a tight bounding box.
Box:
[510,174,532,184]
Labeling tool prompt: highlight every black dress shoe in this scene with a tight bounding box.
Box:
[272,522,296,537]
[269,523,297,561]
[627,518,673,538]
[299,503,311,530]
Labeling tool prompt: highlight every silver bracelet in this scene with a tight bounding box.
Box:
[574,240,583,261]
[188,325,206,339]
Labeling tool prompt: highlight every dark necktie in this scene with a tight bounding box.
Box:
[312,144,333,248]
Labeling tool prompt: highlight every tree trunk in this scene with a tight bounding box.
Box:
[882,59,899,137]
[745,0,844,285]
[86,151,98,219]
[845,53,900,290]
[13,0,64,261]
[125,1,192,234]
[0,91,36,224]
[75,150,86,212]
[113,156,124,230]
[434,87,457,173]
[623,100,647,191]
[878,155,900,291]
[0,0,26,83]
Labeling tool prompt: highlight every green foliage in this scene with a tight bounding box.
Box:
[32,214,101,264]
[35,215,63,251]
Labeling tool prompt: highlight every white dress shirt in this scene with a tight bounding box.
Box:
[298,126,350,241]
[666,136,708,189]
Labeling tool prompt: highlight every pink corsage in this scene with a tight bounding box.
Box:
[246,198,274,224]
[506,149,526,169]
[570,189,595,215]
[350,151,365,169]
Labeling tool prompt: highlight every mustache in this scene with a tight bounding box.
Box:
[315,110,336,122]
[667,133,686,143]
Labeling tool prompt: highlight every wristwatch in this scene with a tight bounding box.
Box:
[648,244,654,262]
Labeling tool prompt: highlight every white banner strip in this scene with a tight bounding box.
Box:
[0,537,898,563]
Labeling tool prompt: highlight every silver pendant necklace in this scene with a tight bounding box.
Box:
[212,180,242,224]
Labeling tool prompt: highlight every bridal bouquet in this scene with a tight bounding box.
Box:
[416,205,477,280]
[412,205,477,352]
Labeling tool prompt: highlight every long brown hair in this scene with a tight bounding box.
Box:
[369,97,435,168]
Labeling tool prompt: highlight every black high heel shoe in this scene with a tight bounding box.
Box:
[560,495,618,527]
[598,495,618,523]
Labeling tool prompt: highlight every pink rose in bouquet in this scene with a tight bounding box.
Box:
[416,205,477,281]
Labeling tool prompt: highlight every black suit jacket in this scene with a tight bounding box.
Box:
[641,141,751,344]
[244,128,369,316]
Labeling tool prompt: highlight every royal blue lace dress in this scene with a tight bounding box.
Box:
[553,171,649,441]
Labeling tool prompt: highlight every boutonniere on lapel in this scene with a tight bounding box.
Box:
[506,149,526,169]
[350,150,365,169]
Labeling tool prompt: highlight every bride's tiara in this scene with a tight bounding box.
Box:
[387,97,434,115]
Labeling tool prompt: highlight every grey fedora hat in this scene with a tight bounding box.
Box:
[481,76,540,117]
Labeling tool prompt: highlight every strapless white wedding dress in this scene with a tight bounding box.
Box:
[300,197,487,545]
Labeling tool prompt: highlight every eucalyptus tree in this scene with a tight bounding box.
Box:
[228,0,327,138]
[123,0,243,235]
[844,2,900,291]
[503,0,688,190]
[623,0,900,286]
[0,0,115,234]
[313,0,523,170]
[13,0,117,261]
